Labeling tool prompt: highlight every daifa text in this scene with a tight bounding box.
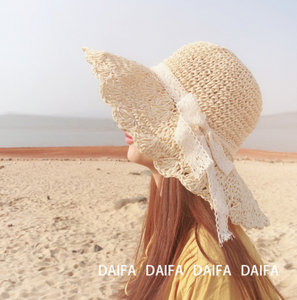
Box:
[98,264,278,277]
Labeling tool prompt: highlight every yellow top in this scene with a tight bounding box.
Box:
[163,225,279,300]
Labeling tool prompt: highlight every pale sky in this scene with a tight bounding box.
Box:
[1,0,296,118]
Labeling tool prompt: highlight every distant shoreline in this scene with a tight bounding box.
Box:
[0,146,296,162]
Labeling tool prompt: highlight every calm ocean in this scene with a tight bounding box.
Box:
[0,113,296,152]
[0,115,126,147]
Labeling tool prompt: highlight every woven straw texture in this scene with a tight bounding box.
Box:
[82,41,270,231]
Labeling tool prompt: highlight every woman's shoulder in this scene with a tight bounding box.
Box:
[180,225,228,266]
[163,225,263,300]
[163,226,227,299]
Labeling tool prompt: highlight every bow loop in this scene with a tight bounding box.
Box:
[177,94,207,130]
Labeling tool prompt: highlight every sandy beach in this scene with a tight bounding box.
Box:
[0,149,296,299]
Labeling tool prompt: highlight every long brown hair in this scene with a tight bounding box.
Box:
[114,176,283,300]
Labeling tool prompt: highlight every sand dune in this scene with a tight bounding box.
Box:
[0,159,296,299]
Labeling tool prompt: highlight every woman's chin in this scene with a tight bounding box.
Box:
[127,143,154,168]
[127,143,136,161]
[127,143,144,163]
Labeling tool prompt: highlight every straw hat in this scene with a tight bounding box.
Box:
[82,41,270,246]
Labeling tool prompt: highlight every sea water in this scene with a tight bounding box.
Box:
[0,113,296,152]
[241,112,297,152]
[0,114,126,147]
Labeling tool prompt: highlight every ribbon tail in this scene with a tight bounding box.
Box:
[208,131,234,175]
[206,164,234,247]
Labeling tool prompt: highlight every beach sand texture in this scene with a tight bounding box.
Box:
[0,159,296,299]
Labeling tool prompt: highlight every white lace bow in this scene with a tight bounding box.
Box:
[152,63,236,246]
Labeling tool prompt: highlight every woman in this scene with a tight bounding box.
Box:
[83,42,283,299]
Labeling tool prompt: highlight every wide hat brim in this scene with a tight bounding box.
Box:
[82,45,270,232]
